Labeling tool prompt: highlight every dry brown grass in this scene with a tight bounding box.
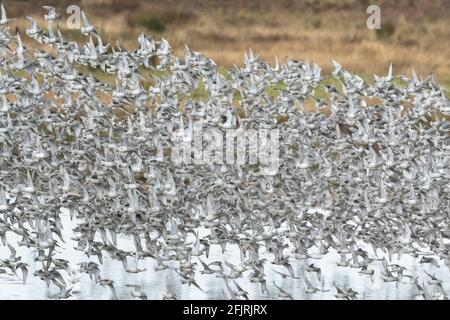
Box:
[5,0,450,87]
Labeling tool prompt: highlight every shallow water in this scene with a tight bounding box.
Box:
[0,212,449,300]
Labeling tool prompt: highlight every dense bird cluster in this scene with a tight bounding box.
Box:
[0,4,449,300]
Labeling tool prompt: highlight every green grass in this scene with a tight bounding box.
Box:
[79,65,115,84]
[440,76,450,98]
[57,59,450,103]
[128,15,166,33]
[188,81,208,100]
[127,9,195,33]
[265,81,287,97]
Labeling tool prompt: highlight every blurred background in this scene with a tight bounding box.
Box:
[5,0,450,88]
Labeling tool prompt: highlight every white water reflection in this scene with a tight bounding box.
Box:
[1,212,449,300]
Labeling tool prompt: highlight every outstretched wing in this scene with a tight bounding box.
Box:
[304,274,313,289]
[273,281,290,296]
[1,3,6,21]
[81,11,91,27]
[22,267,28,284]
[283,262,294,277]
[422,283,433,300]
[7,242,16,260]
[233,280,246,293]
[261,280,268,294]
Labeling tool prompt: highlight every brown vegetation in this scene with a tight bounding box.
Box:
[5,0,450,87]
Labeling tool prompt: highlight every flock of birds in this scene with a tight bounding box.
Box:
[0,4,449,300]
